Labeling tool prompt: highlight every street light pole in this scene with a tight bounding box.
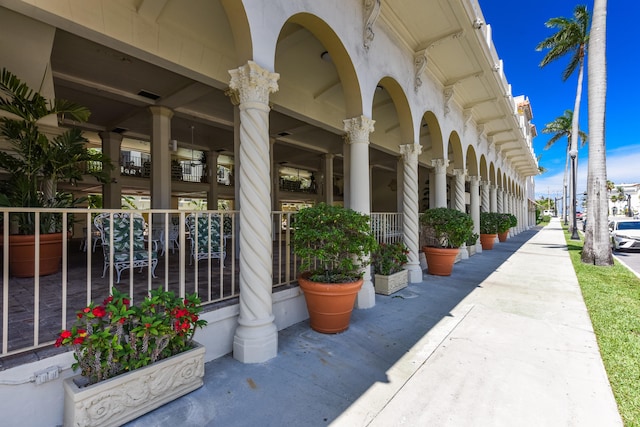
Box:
[627,194,632,217]
[570,150,579,240]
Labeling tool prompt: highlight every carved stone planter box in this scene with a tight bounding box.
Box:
[374,270,408,295]
[63,342,205,427]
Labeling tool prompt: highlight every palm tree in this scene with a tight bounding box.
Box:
[541,110,587,225]
[581,0,612,265]
[536,5,590,239]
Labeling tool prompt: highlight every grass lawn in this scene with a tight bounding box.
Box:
[564,230,640,426]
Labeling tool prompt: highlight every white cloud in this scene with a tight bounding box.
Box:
[534,143,640,198]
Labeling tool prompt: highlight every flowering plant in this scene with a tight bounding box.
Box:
[372,242,409,275]
[55,287,207,385]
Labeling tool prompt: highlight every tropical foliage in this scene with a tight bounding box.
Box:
[0,68,112,234]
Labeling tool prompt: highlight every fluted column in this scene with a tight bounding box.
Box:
[229,61,279,363]
[469,176,481,253]
[481,180,490,213]
[400,144,423,283]
[344,116,376,309]
[431,158,449,208]
[490,184,498,212]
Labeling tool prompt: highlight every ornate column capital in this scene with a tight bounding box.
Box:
[468,175,480,186]
[453,168,467,177]
[343,115,375,144]
[229,61,279,105]
[431,158,449,173]
[399,143,422,163]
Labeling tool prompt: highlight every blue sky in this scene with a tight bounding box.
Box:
[481,1,640,200]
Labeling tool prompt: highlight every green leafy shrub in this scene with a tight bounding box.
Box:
[373,241,409,275]
[420,207,474,249]
[292,203,378,283]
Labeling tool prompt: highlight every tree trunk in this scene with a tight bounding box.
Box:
[582,0,612,265]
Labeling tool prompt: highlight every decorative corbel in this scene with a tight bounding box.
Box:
[414,50,428,92]
[363,0,381,50]
[443,86,455,116]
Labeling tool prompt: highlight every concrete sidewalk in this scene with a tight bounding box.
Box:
[127,218,622,427]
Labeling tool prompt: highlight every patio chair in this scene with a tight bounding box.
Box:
[185,213,226,265]
[94,212,158,283]
[159,222,181,256]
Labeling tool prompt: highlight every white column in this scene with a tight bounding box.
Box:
[229,61,279,363]
[400,144,423,283]
[207,151,219,210]
[342,139,351,207]
[323,154,334,205]
[396,156,404,212]
[490,184,498,212]
[453,168,468,259]
[344,116,375,309]
[149,106,173,209]
[469,176,482,253]
[431,158,449,208]
[99,131,123,209]
[481,180,490,213]
[453,169,467,212]
[497,188,504,213]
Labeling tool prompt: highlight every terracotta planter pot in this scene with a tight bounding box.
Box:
[480,233,497,250]
[298,274,363,333]
[498,231,509,242]
[63,341,205,427]
[1,233,64,277]
[422,246,459,276]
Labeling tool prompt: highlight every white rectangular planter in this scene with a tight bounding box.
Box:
[374,270,409,295]
[63,341,205,427]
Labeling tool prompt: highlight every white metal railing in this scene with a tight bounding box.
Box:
[1,207,402,357]
[370,212,403,244]
[0,207,239,357]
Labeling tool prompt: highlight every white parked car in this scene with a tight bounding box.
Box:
[609,219,640,251]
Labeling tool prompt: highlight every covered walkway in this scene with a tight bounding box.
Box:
[128,218,621,427]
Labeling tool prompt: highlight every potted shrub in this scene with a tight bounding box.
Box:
[420,207,474,276]
[0,68,112,277]
[56,287,207,427]
[372,241,409,295]
[479,212,500,250]
[466,232,479,256]
[292,203,378,333]
[497,213,512,242]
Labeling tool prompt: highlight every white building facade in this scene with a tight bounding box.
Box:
[0,1,538,424]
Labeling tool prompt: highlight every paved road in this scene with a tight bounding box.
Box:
[613,249,640,277]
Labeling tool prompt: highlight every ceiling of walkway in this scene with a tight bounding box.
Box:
[47,0,537,198]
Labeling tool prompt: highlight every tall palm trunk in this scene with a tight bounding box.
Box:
[568,56,584,237]
[562,146,569,223]
[582,0,612,265]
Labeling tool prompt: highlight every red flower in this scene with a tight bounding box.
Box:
[54,337,63,347]
[103,296,113,305]
[60,330,72,339]
[83,307,91,314]
[92,306,106,317]
[145,323,151,329]
[119,318,126,324]
[77,312,83,319]
[122,298,130,306]
[73,336,85,345]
